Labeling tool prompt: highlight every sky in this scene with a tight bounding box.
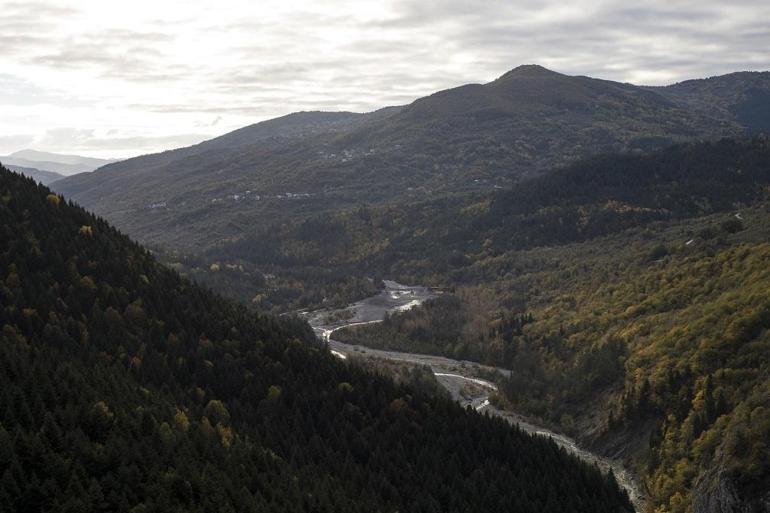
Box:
[1,0,769,159]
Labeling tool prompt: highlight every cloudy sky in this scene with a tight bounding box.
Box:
[1,0,768,158]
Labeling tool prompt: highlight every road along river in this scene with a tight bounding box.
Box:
[303,280,645,511]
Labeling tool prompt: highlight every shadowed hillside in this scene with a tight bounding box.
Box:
[52,67,768,259]
[0,165,633,512]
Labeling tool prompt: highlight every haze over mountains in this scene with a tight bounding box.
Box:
[54,66,770,252]
[1,149,118,177]
[3,164,64,186]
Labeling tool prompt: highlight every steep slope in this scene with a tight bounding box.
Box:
[86,110,370,179]
[52,67,766,258]
[3,163,63,185]
[52,110,394,250]
[0,165,633,512]
[349,64,738,174]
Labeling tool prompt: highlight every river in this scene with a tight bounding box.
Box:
[303,280,645,511]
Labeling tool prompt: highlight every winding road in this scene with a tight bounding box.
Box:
[303,280,645,511]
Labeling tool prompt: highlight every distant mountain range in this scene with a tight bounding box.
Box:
[1,149,118,176]
[53,66,770,253]
[4,164,64,185]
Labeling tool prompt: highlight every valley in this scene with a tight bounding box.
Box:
[0,166,635,512]
[5,2,770,512]
[5,65,770,513]
[305,281,646,510]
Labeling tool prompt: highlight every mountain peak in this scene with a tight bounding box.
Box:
[11,149,71,160]
[496,64,562,81]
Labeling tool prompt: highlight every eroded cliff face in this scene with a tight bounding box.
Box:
[584,410,770,513]
[692,470,770,513]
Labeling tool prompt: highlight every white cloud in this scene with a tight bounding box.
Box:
[0,0,768,158]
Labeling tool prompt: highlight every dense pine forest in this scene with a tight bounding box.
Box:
[0,166,633,512]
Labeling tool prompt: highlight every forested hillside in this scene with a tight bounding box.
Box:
[52,68,769,267]
[3,164,63,185]
[0,166,633,512]
[337,227,770,512]
[191,138,770,309]
[652,71,770,132]
[325,139,770,512]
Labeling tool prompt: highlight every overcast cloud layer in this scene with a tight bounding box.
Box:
[1,0,768,158]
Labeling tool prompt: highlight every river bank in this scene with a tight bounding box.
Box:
[302,280,646,512]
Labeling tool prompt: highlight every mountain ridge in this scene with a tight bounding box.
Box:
[52,67,769,257]
[2,163,64,185]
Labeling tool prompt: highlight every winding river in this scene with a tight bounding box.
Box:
[303,280,645,511]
